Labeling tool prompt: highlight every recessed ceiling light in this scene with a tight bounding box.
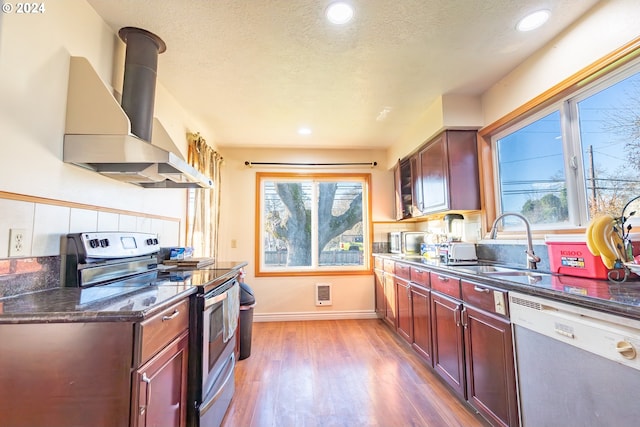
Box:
[326,2,354,25]
[516,9,550,32]
[298,127,312,135]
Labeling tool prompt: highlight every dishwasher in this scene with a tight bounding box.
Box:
[509,291,640,427]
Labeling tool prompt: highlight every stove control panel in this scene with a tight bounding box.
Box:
[71,232,160,259]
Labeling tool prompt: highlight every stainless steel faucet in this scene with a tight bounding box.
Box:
[489,212,541,270]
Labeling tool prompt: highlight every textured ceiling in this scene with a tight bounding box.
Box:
[86,0,600,149]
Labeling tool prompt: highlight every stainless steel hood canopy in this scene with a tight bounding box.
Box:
[63,28,213,189]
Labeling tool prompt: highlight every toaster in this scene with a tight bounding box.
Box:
[444,242,477,264]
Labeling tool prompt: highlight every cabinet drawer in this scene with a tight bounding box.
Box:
[431,272,461,299]
[410,267,429,287]
[395,262,410,280]
[461,280,508,317]
[374,257,384,271]
[383,259,395,274]
[138,299,189,366]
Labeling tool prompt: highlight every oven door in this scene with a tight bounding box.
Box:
[201,279,239,401]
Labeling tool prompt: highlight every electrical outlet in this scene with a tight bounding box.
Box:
[9,228,28,257]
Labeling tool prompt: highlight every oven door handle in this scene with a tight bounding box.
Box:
[204,291,228,309]
[200,353,235,414]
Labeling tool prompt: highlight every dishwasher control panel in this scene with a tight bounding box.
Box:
[509,291,640,371]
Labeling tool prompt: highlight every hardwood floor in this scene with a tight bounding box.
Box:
[222,319,489,427]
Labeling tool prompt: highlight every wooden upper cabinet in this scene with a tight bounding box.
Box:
[415,130,480,214]
[394,158,413,220]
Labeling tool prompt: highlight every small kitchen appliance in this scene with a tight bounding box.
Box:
[389,232,425,255]
[440,242,477,265]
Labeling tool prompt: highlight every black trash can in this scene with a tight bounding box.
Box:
[238,282,256,360]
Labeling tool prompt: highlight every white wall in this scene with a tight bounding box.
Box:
[388,1,640,167]
[482,0,640,124]
[218,147,390,320]
[0,1,217,253]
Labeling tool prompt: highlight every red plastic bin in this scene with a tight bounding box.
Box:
[545,236,612,279]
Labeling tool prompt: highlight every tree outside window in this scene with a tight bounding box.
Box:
[256,173,371,275]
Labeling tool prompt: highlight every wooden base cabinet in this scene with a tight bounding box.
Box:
[384,273,396,327]
[381,259,397,327]
[395,276,413,343]
[373,259,519,426]
[409,283,432,365]
[431,291,466,397]
[374,263,385,318]
[0,322,134,427]
[462,282,518,427]
[133,331,189,427]
[133,299,190,427]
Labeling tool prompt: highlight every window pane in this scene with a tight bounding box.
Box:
[318,182,364,267]
[259,175,369,273]
[262,180,312,267]
[496,111,569,226]
[578,71,640,219]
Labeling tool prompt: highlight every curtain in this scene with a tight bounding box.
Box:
[186,132,223,258]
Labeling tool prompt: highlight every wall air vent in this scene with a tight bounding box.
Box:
[316,283,332,306]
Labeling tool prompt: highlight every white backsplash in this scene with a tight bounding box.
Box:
[0,197,181,258]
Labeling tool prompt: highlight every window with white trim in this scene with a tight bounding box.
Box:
[256,172,371,275]
[493,60,640,229]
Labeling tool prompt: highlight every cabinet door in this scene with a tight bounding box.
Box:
[431,291,465,397]
[410,154,423,216]
[374,269,385,318]
[414,130,480,214]
[410,284,432,365]
[394,159,413,219]
[418,133,448,213]
[463,306,518,427]
[0,322,132,427]
[446,130,480,211]
[133,331,189,427]
[383,273,396,327]
[395,277,412,343]
[394,161,403,220]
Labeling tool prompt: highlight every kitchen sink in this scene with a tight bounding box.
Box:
[454,264,552,277]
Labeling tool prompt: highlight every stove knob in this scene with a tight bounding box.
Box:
[89,239,99,248]
[100,239,109,248]
[146,238,153,245]
[153,238,159,245]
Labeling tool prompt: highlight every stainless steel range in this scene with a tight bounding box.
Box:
[62,231,242,427]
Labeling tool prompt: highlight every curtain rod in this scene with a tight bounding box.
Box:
[245,161,377,168]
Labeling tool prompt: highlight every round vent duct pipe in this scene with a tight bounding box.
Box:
[118,27,166,142]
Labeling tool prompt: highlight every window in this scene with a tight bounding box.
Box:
[256,172,371,276]
[492,60,640,229]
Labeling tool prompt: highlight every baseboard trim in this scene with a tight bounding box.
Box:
[254,310,379,322]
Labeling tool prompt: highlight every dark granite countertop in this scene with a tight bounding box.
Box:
[374,253,640,321]
[0,284,196,324]
[0,261,247,324]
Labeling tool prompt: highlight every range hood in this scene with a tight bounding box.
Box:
[63,28,213,189]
